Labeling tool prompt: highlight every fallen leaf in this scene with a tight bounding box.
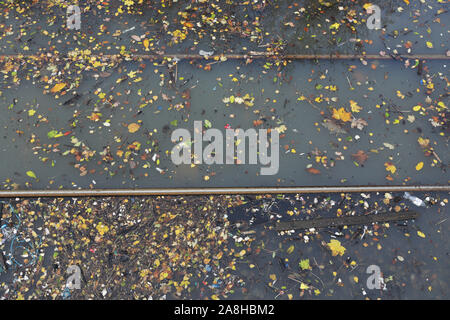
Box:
[352,150,369,164]
[306,167,321,175]
[299,259,311,270]
[385,162,397,174]
[128,123,140,133]
[415,162,424,171]
[26,170,37,179]
[327,239,346,256]
[50,83,66,93]
[332,107,352,122]
[349,100,362,113]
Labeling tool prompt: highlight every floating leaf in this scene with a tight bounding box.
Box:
[349,100,362,113]
[332,107,352,122]
[327,239,346,256]
[384,162,397,174]
[143,38,149,50]
[127,123,140,133]
[415,162,424,171]
[417,137,430,148]
[299,259,311,270]
[306,167,321,175]
[352,150,368,164]
[50,83,66,93]
[26,170,37,179]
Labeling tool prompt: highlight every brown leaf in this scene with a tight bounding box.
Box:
[351,150,369,164]
[351,118,368,130]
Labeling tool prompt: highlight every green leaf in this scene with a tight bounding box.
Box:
[26,170,37,179]
[47,130,62,139]
[299,259,311,270]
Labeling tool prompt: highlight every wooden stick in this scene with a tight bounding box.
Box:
[275,211,419,231]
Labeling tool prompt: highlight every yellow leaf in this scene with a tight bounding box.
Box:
[143,39,149,50]
[349,100,362,113]
[417,231,426,238]
[415,162,424,171]
[332,107,352,122]
[96,222,109,236]
[287,245,295,254]
[26,170,37,179]
[269,274,277,281]
[128,123,140,133]
[329,22,340,30]
[413,105,422,112]
[417,137,430,148]
[426,41,433,49]
[385,162,397,174]
[50,83,66,93]
[327,239,346,256]
[300,282,309,289]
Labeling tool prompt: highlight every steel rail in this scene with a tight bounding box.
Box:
[1,53,449,60]
[0,185,449,198]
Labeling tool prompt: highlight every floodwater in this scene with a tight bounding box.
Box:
[0,58,448,189]
[0,0,448,190]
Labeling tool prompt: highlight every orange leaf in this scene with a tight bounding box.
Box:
[50,83,66,93]
[306,167,321,175]
[332,107,352,122]
[128,123,140,133]
[143,39,149,50]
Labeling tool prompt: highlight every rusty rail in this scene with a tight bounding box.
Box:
[0,185,449,198]
[1,53,449,61]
